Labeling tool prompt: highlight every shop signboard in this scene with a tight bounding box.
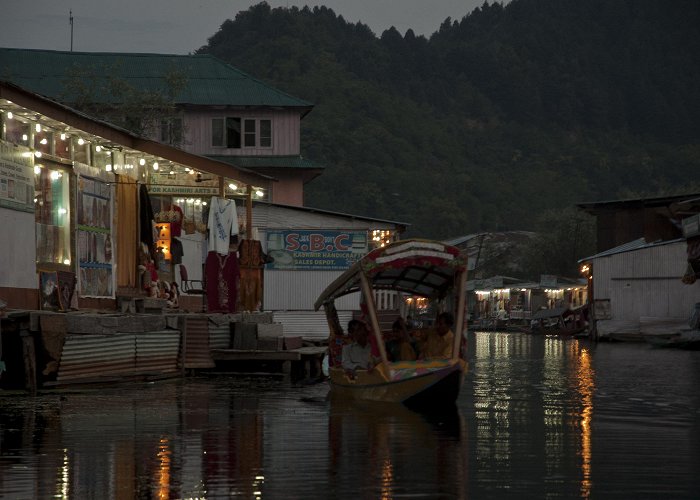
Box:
[0,141,34,213]
[265,230,368,270]
[540,274,558,287]
[148,184,219,196]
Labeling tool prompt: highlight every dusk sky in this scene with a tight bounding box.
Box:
[2,1,492,55]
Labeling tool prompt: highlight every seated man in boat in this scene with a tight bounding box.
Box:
[342,320,376,379]
[386,317,417,361]
[417,311,455,359]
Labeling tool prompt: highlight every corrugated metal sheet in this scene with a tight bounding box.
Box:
[272,310,354,339]
[135,331,181,373]
[237,205,270,229]
[263,270,360,310]
[208,323,231,349]
[592,240,700,321]
[182,317,215,369]
[58,334,136,382]
[239,205,403,237]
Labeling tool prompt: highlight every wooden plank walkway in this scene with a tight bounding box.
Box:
[210,346,326,361]
[209,346,327,381]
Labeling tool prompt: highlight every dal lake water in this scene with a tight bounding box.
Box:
[1,331,700,499]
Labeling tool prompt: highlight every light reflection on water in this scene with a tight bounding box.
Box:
[1,331,699,499]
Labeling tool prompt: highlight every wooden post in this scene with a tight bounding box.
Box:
[323,301,344,366]
[246,185,253,239]
[21,332,37,395]
[358,271,389,365]
[179,317,187,378]
[452,264,468,360]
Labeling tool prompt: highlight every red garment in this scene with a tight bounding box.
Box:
[205,250,239,313]
[169,204,184,237]
[143,262,158,290]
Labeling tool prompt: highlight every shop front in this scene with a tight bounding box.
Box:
[0,81,270,312]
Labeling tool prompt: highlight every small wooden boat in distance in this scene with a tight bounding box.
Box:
[314,239,469,407]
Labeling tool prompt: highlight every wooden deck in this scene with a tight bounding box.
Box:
[210,346,326,361]
[210,346,327,381]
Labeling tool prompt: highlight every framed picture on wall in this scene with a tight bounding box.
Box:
[39,271,60,311]
[56,271,77,311]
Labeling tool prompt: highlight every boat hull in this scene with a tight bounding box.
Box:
[329,358,466,405]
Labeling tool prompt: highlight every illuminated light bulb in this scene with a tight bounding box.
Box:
[106,164,112,172]
[22,134,28,141]
[34,165,41,174]
[77,138,85,145]
[50,171,60,180]
[58,207,67,215]
[139,158,146,166]
[152,162,159,170]
[63,259,71,265]
[255,189,264,197]
[34,151,42,158]
[60,133,66,141]
[35,123,41,133]
[202,201,207,206]
[169,170,175,175]
[185,167,190,172]
[40,138,48,145]
[228,183,237,190]
[95,145,102,152]
[6,111,13,119]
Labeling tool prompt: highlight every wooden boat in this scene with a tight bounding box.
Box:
[644,329,700,350]
[527,306,588,336]
[314,239,469,407]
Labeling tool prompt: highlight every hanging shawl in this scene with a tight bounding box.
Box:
[138,184,156,258]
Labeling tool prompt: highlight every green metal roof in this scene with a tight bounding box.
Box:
[207,155,324,170]
[0,47,313,109]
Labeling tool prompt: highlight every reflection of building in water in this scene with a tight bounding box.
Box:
[471,333,595,497]
[575,346,594,498]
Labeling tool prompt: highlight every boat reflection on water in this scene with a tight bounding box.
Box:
[328,397,468,499]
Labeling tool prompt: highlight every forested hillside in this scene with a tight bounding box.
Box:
[197,0,700,240]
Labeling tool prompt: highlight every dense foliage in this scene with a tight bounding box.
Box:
[196,0,700,244]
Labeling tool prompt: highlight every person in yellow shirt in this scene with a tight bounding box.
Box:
[386,317,417,361]
[418,312,455,359]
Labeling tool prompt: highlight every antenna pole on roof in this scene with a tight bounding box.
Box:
[69,10,74,52]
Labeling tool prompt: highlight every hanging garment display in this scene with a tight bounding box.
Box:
[207,196,238,255]
[205,250,240,313]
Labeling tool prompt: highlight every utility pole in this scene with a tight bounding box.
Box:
[69,10,74,52]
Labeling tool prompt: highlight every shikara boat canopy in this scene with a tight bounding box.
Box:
[314,239,468,311]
